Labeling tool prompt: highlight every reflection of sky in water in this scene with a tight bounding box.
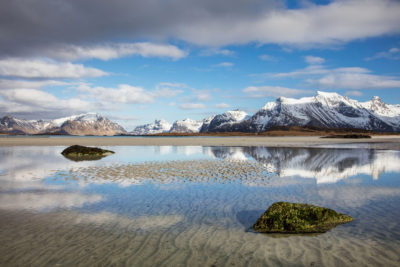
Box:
[1,145,400,265]
[0,145,399,218]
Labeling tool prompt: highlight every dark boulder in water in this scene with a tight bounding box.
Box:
[253,202,353,234]
[61,145,114,161]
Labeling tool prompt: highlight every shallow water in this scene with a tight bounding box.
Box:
[1,146,400,266]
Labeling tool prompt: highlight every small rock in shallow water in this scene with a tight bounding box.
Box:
[253,202,353,234]
[61,145,114,161]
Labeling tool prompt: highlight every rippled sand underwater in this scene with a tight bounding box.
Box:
[1,146,400,266]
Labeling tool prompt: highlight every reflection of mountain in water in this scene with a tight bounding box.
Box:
[207,147,400,183]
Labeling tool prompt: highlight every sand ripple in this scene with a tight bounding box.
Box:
[56,159,276,186]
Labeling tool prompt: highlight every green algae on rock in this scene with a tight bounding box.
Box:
[61,145,114,161]
[253,202,353,234]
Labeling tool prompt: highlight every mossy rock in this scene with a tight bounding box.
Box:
[61,145,114,161]
[253,202,353,234]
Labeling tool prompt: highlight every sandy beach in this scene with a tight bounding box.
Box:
[1,135,400,150]
[1,140,400,266]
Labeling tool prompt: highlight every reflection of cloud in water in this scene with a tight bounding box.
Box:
[175,146,203,156]
[1,146,400,190]
[205,147,250,161]
[74,212,184,231]
[210,147,400,183]
[154,146,173,155]
[0,192,103,211]
[318,186,400,208]
[0,147,104,190]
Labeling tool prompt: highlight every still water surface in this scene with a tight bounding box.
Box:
[1,146,400,266]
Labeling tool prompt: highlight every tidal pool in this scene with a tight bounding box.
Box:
[1,146,400,266]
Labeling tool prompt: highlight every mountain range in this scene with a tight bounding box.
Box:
[0,113,126,136]
[131,91,400,134]
[1,91,399,135]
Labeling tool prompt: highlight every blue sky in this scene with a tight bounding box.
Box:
[0,0,400,130]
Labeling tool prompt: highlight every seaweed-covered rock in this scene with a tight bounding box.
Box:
[253,202,353,234]
[61,145,114,161]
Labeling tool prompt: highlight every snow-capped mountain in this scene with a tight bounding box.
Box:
[199,115,217,132]
[239,91,400,132]
[200,109,249,132]
[0,116,53,134]
[130,119,172,135]
[126,92,400,135]
[0,113,126,136]
[169,118,203,133]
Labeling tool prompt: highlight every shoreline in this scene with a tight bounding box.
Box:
[1,135,400,150]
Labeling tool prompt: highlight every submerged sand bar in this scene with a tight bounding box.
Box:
[0,135,400,149]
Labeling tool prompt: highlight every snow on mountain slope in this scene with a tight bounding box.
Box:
[0,116,44,134]
[59,113,126,135]
[199,115,216,132]
[131,119,172,135]
[202,109,249,132]
[360,96,400,127]
[246,91,400,132]
[0,113,126,135]
[169,118,203,133]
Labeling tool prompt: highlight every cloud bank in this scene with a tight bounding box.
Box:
[1,0,400,58]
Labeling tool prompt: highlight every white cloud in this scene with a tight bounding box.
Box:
[213,62,234,67]
[0,58,107,79]
[77,84,154,104]
[199,48,235,57]
[153,82,186,98]
[48,42,187,61]
[3,0,400,54]
[243,86,310,98]
[195,92,212,101]
[0,79,68,90]
[215,103,231,109]
[176,0,400,46]
[0,88,92,117]
[304,55,325,65]
[268,65,328,78]
[180,89,212,102]
[345,90,363,97]
[158,82,188,88]
[269,66,371,79]
[259,54,277,61]
[263,64,400,90]
[311,71,400,90]
[365,47,400,61]
[153,87,184,98]
[179,103,206,110]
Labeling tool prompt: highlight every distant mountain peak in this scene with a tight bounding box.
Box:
[130,119,171,135]
[170,118,203,133]
[0,113,126,135]
[128,91,400,135]
[246,91,400,132]
[371,96,382,102]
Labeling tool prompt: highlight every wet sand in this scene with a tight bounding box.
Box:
[1,135,400,149]
[1,145,400,266]
[1,193,400,267]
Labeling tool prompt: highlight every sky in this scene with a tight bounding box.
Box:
[0,0,400,131]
